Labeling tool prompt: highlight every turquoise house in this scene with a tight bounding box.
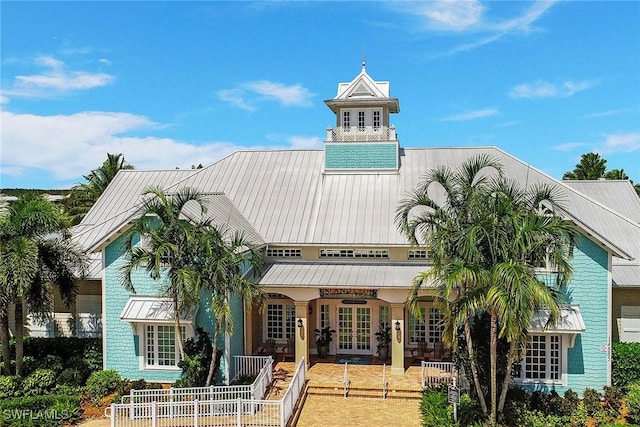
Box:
[73,63,639,392]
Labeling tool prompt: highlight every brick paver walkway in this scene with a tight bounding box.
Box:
[295,395,421,427]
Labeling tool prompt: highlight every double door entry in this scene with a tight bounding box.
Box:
[337,306,371,354]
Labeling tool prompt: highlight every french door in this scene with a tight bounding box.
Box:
[337,306,371,354]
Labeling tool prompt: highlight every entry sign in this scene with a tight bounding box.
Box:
[448,385,460,404]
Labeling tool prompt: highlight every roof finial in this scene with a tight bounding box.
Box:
[362,42,366,71]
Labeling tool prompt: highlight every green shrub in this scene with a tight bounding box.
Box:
[570,402,588,427]
[457,392,483,426]
[522,410,568,427]
[0,394,81,426]
[420,386,454,427]
[626,381,640,424]
[22,369,57,396]
[85,369,121,403]
[612,342,640,391]
[176,327,212,387]
[82,341,103,372]
[582,388,602,417]
[0,376,23,399]
[562,389,580,417]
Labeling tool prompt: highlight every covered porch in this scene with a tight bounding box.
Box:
[244,262,441,376]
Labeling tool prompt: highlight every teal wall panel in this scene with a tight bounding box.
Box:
[325,143,398,169]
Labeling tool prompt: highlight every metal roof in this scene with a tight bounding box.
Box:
[529,305,586,334]
[75,147,638,266]
[120,296,197,323]
[258,262,433,288]
[564,180,640,287]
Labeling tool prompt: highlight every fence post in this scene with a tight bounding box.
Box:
[236,398,242,427]
[169,387,174,418]
[152,401,157,427]
[110,403,115,427]
[194,399,199,427]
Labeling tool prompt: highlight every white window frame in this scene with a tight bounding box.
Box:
[408,304,444,345]
[265,301,295,341]
[342,111,350,130]
[358,111,365,131]
[373,109,381,131]
[143,324,186,370]
[513,334,564,385]
[620,306,640,342]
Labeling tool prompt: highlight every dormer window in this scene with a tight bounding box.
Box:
[358,111,365,131]
[373,110,381,131]
[342,111,350,131]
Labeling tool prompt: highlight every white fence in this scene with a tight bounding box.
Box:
[108,357,306,427]
[120,356,273,406]
[421,361,455,387]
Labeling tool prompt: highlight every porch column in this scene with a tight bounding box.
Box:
[391,303,405,375]
[294,301,310,367]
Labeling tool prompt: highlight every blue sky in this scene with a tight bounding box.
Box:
[1,1,639,189]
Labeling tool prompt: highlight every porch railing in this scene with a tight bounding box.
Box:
[326,125,397,142]
[421,361,455,387]
[382,364,388,399]
[107,357,306,427]
[343,362,350,398]
[120,356,273,407]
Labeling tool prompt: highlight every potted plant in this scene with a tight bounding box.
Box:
[375,323,392,361]
[314,326,336,359]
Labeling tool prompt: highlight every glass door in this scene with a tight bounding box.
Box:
[338,306,371,354]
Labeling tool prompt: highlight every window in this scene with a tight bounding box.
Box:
[266,248,301,258]
[320,304,330,329]
[513,335,561,382]
[408,249,428,260]
[358,111,365,131]
[266,303,295,340]
[373,110,381,131]
[409,307,426,344]
[379,306,390,328]
[145,324,185,368]
[428,308,444,343]
[621,306,640,342]
[342,111,350,130]
[319,249,389,259]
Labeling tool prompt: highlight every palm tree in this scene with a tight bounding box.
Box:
[65,153,134,224]
[0,194,87,375]
[562,152,607,180]
[195,227,265,386]
[397,155,574,424]
[397,154,502,417]
[120,186,209,359]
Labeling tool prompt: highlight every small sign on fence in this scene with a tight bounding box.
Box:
[447,385,460,405]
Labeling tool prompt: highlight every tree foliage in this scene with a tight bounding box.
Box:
[396,154,574,424]
[64,153,134,225]
[0,194,88,376]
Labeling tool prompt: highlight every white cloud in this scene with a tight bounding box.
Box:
[0,96,8,105]
[395,0,557,55]
[0,109,326,185]
[583,108,633,119]
[416,0,484,31]
[509,79,597,99]
[218,80,315,111]
[595,133,640,154]
[0,110,245,183]
[551,142,586,151]
[4,55,114,98]
[441,108,498,121]
[287,136,323,149]
[243,81,314,106]
[216,89,256,112]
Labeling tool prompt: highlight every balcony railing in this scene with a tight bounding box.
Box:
[326,125,397,142]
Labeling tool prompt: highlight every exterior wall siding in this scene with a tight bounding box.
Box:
[526,234,610,395]
[324,143,398,170]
